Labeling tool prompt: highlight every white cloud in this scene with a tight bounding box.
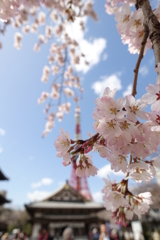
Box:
[76,38,106,73]
[92,74,122,95]
[0,128,5,136]
[139,66,149,76]
[102,53,108,61]
[123,84,132,96]
[27,190,52,202]
[66,17,106,73]
[31,181,42,189]
[92,191,103,203]
[41,178,53,185]
[97,164,124,178]
[31,178,53,189]
[0,147,3,154]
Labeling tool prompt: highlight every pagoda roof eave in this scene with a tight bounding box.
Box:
[35,214,102,221]
[40,181,89,203]
[25,201,104,210]
[0,194,11,205]
[0,169,9,180]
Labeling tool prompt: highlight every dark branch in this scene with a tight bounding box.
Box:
[132,24,149,97]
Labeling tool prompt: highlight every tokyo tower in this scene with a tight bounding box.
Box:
[69,108,93,201]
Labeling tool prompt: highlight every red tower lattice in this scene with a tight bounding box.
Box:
[69,109,93,201]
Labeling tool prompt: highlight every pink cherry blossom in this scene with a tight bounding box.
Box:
[106,191,129,208]
[127,8,144,34]
[143,84,160,112]
[125,95,147,122]
[147,112,160,131]
[115,3,131,34]
[85,165,98,177]
[76,166,85,177]
[102,177,115,196]
[138,192,153,205]
[97,119,122,139]
[124,209,134,220]
[108,154,128,173]
[128,162,153,182]
[63,152,71,165]
[97,96,126,120]
[107,132,131,150]
[76,154,98,178]
[54,128,70,157]
[92,143,108,158]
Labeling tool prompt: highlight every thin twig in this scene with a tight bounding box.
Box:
[125,155,132,191]
[132,24,149,97]
[58,48,68,107]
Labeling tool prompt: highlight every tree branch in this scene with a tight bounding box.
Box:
[132,24,149,97]
[138,0,160,66]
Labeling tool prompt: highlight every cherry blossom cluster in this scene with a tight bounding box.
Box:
[102,178,152,226]
[54,73,160,224]
[0,0,97,136]
[0,0,42,21]
[105,1,160,54]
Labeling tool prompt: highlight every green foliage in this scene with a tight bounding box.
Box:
[8,226,16,234]
[23,224,32,236]
[142,222,153,240]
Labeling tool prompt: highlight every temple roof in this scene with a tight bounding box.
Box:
[25,182,104,211]
[0,169,9,180]
[0,194,11,205]
[42,181,89,203]
[26,201,104,210]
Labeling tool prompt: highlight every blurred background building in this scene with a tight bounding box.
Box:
[25,180,105,238]
[0,169,11,232]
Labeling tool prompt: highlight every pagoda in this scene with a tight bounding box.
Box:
[0,169,11,232]
[25,110,106,238]
[0,169,11,206]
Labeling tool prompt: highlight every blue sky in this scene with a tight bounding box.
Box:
[0,0,159,208]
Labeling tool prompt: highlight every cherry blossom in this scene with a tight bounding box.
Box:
[115,3,132,34]
[143,84,160,112]
[14,32,23,49]
[96,96,126,120]
[54,128,70,157]
[92,143,108,158]
[106,191,128,208]
[97,119,122,139]
[108,154,128,173]
[125,95,147,122]
[76,154,98,178]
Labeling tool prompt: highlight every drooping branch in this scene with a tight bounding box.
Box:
[132,24,149,97]
[138,0,160,66]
